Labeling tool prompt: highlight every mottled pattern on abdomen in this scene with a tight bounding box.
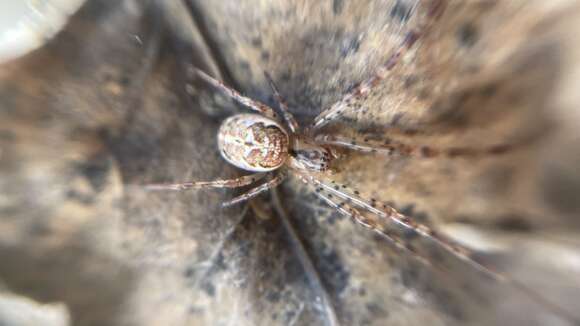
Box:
[218,114,289,172]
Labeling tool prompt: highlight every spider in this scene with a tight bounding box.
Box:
[146,0,577,321]
[146,0,488,270]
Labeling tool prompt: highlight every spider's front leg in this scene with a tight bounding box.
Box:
[264,72,299,134]
[307,0,447,132]
[316,134,514,158]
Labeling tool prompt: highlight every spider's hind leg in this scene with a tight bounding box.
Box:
[308,181,433,267]
[222,171,288,207]
[145,173,265,191]
[307,0,447,132]
[299,172,491,274]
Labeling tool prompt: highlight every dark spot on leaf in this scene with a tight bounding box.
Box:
[400,265,419,288]
[359,287,367,296]
[119,75,131,86]
[76,152,111,192]
[214,252,228,271]
[340,37,360,57]
[200,281,215,297]
[366,302,389,317]
[251,36,262,47]
[403,75,418,88]
[413,211,429,224]
[66,189,95,205]
[265,290,281,302]
[333,0,344,14]
[283,256,305,285]
[481,83,498,97]
[188,306,203,315]
[390,0,412,23]
[327,211,340,224]
[399,203,416,217]
[420,146,439,158]
[239,61,250,71]
[432,289,466,322]
[457,23,479,48]
[183,267,194,278]
[318,249,350,294]
[495,215,533,232]
[27,222,52,237]
[417,88,430,100]
[488,144,511,155]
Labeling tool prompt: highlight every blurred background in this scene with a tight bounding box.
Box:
[0,0,579,325]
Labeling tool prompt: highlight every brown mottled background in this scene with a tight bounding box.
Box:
[1,0,580,325]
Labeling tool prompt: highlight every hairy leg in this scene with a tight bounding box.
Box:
[298,171,499,276]
[299,171,580,321]
[264,72,300,133]
[308,0,447,132]
[316,134,514,158]
[308,181,433,267]
[195,68,280,120]
[145,173,265,191]
[222,171,288,207]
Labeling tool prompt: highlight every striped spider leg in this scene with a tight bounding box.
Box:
[295,171,578,321]
[264,71,300,133]
[303,175,434,268]
[315,133,515,159]
[222,171,288,207]
[307,0,447,133]
[145,173,266,191]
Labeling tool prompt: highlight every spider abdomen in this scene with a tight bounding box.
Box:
[218,114,289,172]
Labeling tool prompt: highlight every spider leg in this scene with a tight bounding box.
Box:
[264,72,299,133]
[300,172,499,277]
[316,134,514,158]
[195,68,280,120]
[145,173,265,191]
[308,182,433,267]
[222,171,288,207]
[307,0,447,132]
[309,177,580,322]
